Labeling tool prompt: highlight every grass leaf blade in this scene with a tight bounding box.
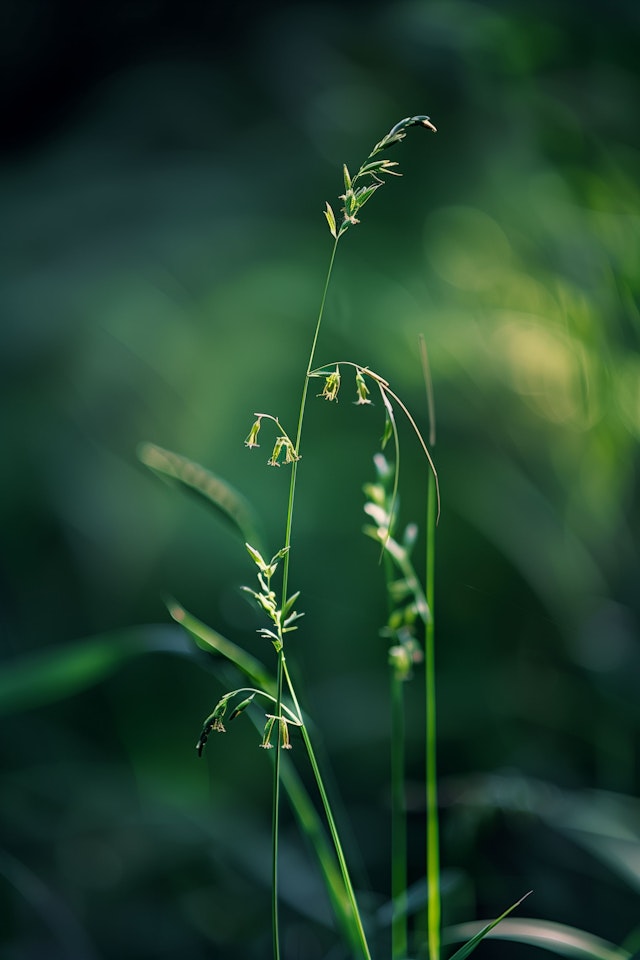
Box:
[445,915,631,960]
[446,892,532,960]
[166,598,275,694]
[0,627,187,716]
[137,442,265,552]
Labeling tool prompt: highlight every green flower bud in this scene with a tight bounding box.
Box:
[280,719,292,750]
[229,693,256,722]
[268,437,286,466]
[283,439,300,464]
[355,369,372,405]
[318,366,341,402]
[196,698,229,756]
[260,716,276,749]
[244,417,262,449]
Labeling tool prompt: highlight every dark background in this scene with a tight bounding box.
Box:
[2,1,640,957]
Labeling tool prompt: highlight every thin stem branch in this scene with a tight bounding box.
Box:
[381,383,440,523]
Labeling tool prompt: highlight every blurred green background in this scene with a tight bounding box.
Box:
[2,1,639,957]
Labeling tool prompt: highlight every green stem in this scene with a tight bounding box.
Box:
[281,660,372,959]
[425,469,440,960]
[174,600,367,954]
[282,236,340,600]
[271,652,284,960]
[271,237,340,960]
[278,748,364,957]
[300,719,373,960]
[381,528,408,960]
[390,671,408,959]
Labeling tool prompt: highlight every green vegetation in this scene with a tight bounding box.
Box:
[2,3,639,958]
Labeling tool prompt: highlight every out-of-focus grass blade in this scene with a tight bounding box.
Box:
[166,598,274,694]
[445,891,531,960]
[0,626,187,716]
[445,772,640,895]
[444,916,630,960]
[137,442,265,552]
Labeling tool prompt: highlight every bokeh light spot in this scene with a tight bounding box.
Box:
[424,205,512,291]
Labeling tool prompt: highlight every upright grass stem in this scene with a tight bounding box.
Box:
[282,235,340,594]
[425,469,440,960]
[272,236,376,960]
[267,237,340,960]
[256,120,437,960]
[156,116,543,960]
[271,653,284,960]
[423,336,441,960]
[278,236,376,958]
[281,645,373,959]
[390,668,408,959]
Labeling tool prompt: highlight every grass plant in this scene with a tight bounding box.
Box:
[134,117,632,960]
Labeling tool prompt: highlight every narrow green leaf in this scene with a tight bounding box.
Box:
[283,610,304,631]
[282,590,301,618]
[359,159,400,175]
[166,599,275,694]
[343,163,352,193]
[245,541,267,571]
[446,892,532,960]
[354,183,383,209]
[324,201,337,238]
[444,915,631,960]
[0,627,186,716]
[137,442,265,552]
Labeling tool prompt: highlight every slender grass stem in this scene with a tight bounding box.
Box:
[174,600,366,953]
[272,237,344,960]
[390,672,408,959]
[279,747,363,957]
[281,660,373,960]
[282,236,340,599]
[381,529,408,960]
[265,121,433,957]
[300,720,373,960]
[179,120,440,960]
[421,335,440,960]
[271,653,284,960]
[425,468,440,960]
